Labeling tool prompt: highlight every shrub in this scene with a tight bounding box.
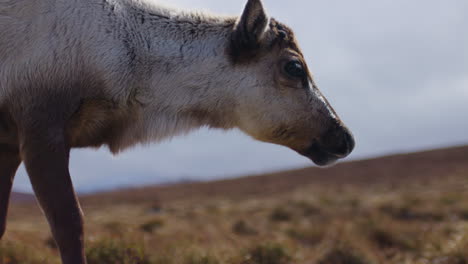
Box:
[378,204,413,220]
[184,253,220,264]
[45,236,58,250]
[286,227,324,246]
[0,242,47,264]
[148,202,163,214]
[430,256,467,264]
[86,239,153,264]
[378,204,444,221]
[103,221,126,236]
[232,220,258,236]
[269,207,292,222]
[151,255,173,264]
[317,246,371,264]
[241,243,292,264]
[439,195,460,206]
[368,228,416,251]
[458,209,468,221]
[140,219,164,233]
[291,200,321,216]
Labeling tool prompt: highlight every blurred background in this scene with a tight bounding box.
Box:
[4,1,468,263]
[12,0,468,193]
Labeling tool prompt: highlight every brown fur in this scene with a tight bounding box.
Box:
[0,73,117,263]
[67,98,137,151]
[20,125,86,264]
[10,94,90,264]
[228,18,304,64]
[0,109,18,145]
[0,144,20,239]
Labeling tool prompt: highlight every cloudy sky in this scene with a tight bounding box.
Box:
[13,0,468,193]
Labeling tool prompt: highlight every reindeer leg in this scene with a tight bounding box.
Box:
[20,128,86,264]
[0,144,21,239]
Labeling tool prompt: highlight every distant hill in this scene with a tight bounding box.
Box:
[6,145,468,263]
[82,145,468,205]
[10,192,35,203]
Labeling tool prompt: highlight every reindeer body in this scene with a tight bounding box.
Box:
[1,0,240,152]
[0,0,354,263]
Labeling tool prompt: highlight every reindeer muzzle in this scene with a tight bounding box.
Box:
[300,124,355,166]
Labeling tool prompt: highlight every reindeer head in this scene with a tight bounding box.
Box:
[228,0,354,166]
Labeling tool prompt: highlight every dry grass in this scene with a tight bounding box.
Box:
[2,146,468,264]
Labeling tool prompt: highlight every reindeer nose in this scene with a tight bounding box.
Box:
[322,124,355,158]
[339,128,355,156]
[299,123,355,166]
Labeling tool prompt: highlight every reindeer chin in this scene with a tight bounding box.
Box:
[297,143,342,167]
[306,152,340,167]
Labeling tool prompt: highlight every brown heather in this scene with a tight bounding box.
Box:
[2,145,468,264]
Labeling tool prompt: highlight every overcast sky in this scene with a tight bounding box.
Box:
[13,0,468,193]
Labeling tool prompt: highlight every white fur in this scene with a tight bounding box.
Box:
[0,0,341,154]
[0,0,236,150]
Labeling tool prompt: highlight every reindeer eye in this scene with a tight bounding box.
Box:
[284,61,305,78]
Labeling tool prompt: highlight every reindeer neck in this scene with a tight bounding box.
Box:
[123,2,236,66]
[112,2,240,150]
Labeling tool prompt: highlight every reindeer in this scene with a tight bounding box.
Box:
[0,0,354,263]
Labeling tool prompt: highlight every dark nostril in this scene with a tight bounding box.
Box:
[320,124,355,158]
[333,127,355,157]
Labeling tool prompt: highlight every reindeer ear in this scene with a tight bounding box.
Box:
[233,0,270,51]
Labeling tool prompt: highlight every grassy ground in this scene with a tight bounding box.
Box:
[2,146,468,264]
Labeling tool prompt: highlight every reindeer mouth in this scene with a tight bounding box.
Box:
[298,143,346,166]
[299,143,344,166]
[298,133,355,166]
[297,125,356,166]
